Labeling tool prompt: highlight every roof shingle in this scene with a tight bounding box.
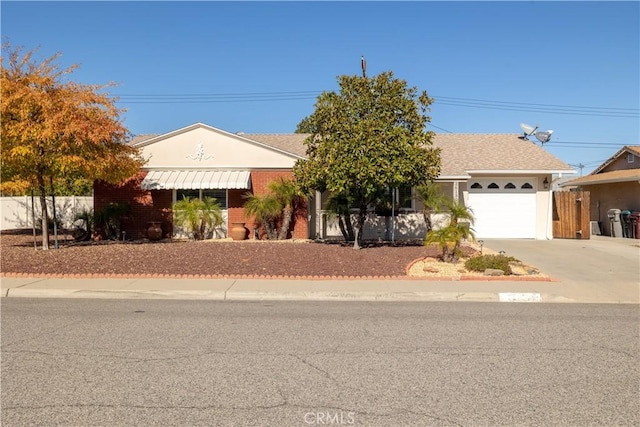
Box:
[130,127,574,177]
[431,134,574,176]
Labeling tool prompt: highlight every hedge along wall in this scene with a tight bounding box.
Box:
[94,171,173,240]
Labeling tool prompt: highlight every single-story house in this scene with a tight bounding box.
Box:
[94,122,575,240]
[560,145,640,237]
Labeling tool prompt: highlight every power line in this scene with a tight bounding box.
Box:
[427,123,453,133]
[112,90,639,118]
[568,159,607,166]
[433,100,637,118]
[432,95,639,112]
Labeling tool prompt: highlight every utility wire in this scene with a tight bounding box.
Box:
[432,95,639,112]
[113,90,639,118]
[427,123,453,133]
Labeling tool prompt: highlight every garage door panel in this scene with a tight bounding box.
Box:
[467,193,536,239]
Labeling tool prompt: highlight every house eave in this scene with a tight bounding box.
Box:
[465,169,576,175]
[436,175,472,180]
[560,176,640,187]
[132,122,305,160]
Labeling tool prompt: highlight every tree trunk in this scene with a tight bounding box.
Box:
[344,213,355,241]
[337,215,349,241]
[37,174,49,250]
[423,208,433,232]
[31,190,37,249]
[352,203,367,250]
[278,206,293,240]
[264,221,277,240]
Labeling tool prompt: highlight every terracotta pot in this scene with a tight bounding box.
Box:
[230,222,247,240]
[147,221,163,241]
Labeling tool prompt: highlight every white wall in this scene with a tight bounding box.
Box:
[140,126,297,169]
[1,196,93,230]
[321,212,435,241]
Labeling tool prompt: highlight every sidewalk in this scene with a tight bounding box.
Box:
[2,236,638,304]
[1,276,637,304]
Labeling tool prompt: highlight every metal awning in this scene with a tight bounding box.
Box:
[141,170,251,190]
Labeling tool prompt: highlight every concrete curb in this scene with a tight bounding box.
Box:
[3,287,638,304]
[3,288,503,302]
[0,272,555,282]
[4,288,227,300]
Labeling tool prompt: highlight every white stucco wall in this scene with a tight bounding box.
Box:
[139,126,297,169]
[1,196,93,230]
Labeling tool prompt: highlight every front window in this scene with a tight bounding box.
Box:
[397,186,413,210]
[175,189,227,209]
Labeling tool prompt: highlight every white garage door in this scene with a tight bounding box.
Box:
[467,178,537,239]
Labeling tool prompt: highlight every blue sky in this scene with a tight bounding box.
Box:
[2,1,639,174]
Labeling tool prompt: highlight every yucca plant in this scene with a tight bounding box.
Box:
[173,197,223,240]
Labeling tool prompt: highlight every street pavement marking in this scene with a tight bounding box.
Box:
[499,292,542,302]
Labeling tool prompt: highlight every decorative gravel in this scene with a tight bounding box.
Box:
[0,232,477,278]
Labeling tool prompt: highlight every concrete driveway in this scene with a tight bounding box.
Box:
[483,236,639,303]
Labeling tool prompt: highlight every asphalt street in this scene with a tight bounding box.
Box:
[2,299,638,426]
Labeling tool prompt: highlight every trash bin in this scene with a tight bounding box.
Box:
[607,208,623,238]
[630,212,640,239]
[621,210,631,238]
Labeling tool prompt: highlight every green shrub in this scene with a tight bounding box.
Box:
[464,254,517,275]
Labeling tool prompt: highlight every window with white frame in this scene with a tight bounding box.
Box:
[397,186,413,209]
[175,189,227,209]
[628,153,635,163]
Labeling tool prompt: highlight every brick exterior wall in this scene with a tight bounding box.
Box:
[241,170,308,239]
[94,171,173,239]
[94,169,309,240]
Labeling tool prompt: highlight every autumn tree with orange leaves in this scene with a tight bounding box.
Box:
[1,42,145,249]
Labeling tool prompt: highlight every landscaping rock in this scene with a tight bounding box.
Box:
[483,268,505,276]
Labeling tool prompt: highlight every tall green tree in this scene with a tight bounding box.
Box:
[1,43,145,249]
[293,71,441,248]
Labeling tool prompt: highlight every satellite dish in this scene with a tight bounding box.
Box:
[520,123,538,138]
[534,130,553,144]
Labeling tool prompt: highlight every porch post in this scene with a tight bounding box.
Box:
[315,190,322,239]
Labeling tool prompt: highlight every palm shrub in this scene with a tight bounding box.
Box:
[242,192,282,240]
[415,182,449,232]
[268,177,306,240]
[94,202,132,240]
[173,196,223,240]
[424,199,475,263]
[72,208,94,241]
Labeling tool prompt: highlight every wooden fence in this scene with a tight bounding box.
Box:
[552,191,590,239]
